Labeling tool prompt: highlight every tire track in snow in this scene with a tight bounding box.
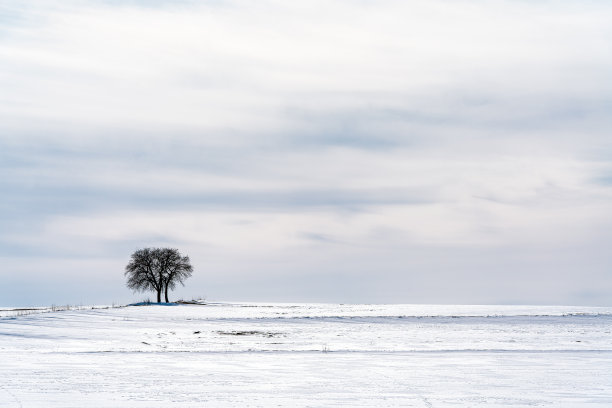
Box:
[371,366,434,407]
[0,384,23,408]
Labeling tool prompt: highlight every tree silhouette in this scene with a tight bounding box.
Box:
[125,248,193,303]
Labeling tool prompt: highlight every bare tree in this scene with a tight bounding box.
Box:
[158,248,193,303]
[125,248,193,303]
[125,248,162,302]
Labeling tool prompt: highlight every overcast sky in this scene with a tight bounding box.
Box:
[1,0,611,306]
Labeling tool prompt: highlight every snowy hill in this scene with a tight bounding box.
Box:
[1,303,611,407]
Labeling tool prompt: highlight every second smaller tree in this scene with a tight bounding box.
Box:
[158,248,193,303]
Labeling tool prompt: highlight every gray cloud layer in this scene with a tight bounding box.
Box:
[1,0,611,306]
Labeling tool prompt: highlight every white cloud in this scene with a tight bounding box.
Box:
[1,0,612,305]
[1,0,611,136]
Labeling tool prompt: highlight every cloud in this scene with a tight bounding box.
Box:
[1,0,612,305]
[2,0,611,137]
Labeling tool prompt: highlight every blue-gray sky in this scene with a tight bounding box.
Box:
[1,0,612,306]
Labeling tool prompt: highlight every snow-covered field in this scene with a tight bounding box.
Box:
[1,302,611,407]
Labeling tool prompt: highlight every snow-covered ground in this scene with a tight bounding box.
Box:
[1,302,611,407]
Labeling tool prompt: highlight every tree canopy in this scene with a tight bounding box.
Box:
[125,248,193,303]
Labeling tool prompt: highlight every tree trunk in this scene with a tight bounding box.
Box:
[156,289,161,303]
[164,282,169,303]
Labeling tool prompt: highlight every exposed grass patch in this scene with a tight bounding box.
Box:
[216,330,282,338]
